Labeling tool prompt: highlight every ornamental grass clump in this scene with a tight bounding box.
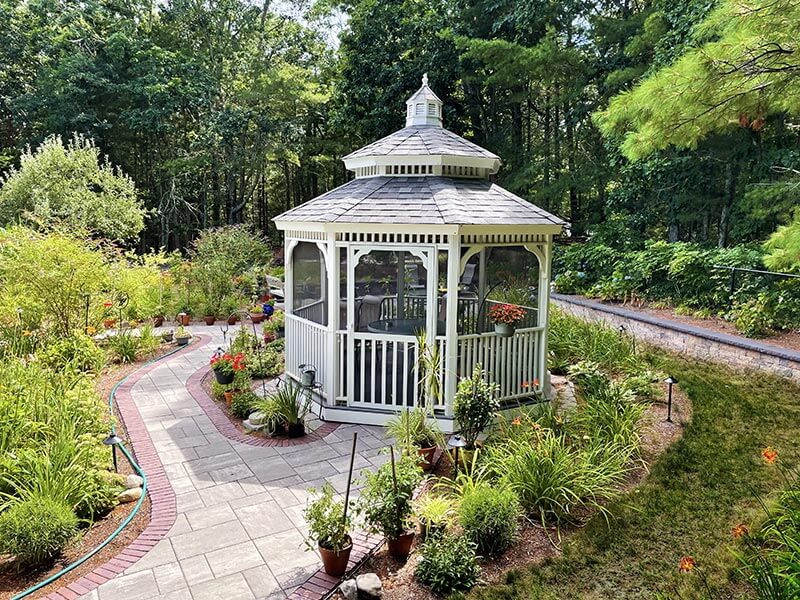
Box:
[0,494,78,566]
[459,483,520,556]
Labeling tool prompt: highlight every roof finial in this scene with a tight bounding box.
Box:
[422,73,428,86]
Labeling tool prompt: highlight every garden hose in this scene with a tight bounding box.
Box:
[12,338,196,600]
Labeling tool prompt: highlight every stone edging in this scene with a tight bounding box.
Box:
[185,365,340,447]
[553,294,800,381]
[42,337,211,600]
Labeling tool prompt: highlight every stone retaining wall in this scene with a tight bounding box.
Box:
[552,295,800,383]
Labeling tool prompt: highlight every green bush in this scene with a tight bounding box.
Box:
[453,364,500,449]
[358,455,423,539]
[230,391,260,419]
[0,495,78,565]
[459,484,519,556]
[38,333,106,373]
[415,532,480,594]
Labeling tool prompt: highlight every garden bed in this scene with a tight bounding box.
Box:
[336,381,691,600]
[0,344,176,600]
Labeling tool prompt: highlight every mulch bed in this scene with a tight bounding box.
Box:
[0,344,178,600]
[332,381,692,600]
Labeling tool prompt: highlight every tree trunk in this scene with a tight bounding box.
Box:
[718,160,738,247]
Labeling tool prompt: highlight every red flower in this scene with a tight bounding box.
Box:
[488,303,526,326]
[762,447,778,464]
[103,301,113,309]
[533,378,540,388]
[679,556,695,573]
[521,381,530,389]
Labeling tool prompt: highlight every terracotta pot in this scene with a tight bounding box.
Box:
[103,319,116,329]
[178,313,191,326]
[214,370,234,385]
[287,422,305,438]
[223,390,234,405]
[417,446,437,472]
[250,313,264,324]
[387,532,415,559]
[318,538,352,577]
[204,315,216,325]
[152,316,164,327]
[227,315,238,325]
[263,332,276,344]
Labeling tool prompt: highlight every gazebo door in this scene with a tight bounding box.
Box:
[346,245,438,409]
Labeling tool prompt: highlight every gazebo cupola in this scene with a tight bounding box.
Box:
[274,75,566,430]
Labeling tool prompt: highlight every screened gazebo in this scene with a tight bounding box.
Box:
[274,75,566,429]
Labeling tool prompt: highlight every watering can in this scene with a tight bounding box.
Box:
[299,364,316,387]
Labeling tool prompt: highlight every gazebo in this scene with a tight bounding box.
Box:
[274,75,566,429]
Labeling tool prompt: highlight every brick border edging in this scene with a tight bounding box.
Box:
[289,532,385,600]
[42,336,211,600]
[186,365,340,447]
[553,294,800,364]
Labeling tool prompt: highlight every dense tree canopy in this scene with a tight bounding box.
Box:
[0,0,797,257]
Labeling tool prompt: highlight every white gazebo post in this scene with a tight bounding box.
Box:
[274,74,566,429]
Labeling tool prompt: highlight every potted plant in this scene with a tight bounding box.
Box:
[174,326,191,346]
[270,382,310,438]
[202,301,218,325]
[358,454,423,559]
[269,309,285,337]
[161,329,174,342]
[386,407,442,472]
[488,303,526,337]
[177,312,191,326]
[303,483,353,577]
[453,364,500,457]
[263,298,276,318]
[414,495,455,541]
[249,304,264,324]
[223,295,242,325]
[210,351,245,385]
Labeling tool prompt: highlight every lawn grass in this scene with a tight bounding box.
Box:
[468,356,800,600]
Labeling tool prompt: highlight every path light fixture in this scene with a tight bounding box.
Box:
[447,434,468,478]
[664,376,678,422]
[103,431,124,472]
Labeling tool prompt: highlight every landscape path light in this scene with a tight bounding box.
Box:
[665,376,678,422]
[103,431,124,472]
[447,434,468,478]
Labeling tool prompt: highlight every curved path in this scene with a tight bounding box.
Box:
[78,327,388,600]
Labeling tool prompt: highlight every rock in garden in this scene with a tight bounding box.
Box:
[117,487,143,503]
[339,578,357,600]
[248,410,268,426]
[125,474,144,489]
[356,573,382,599]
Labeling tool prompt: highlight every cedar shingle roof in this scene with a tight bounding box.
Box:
[343,127,499,160]
[275,177,565,226]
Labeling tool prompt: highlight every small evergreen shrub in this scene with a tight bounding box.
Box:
[38,333,106,373]
[459,483,519,556]
[415,533,479,594]
[0,496,78,565]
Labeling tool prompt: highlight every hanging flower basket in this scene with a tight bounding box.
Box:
[210,352,246,385]
[488,303,526,338]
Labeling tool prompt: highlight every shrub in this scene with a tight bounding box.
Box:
[38,333,106,373]
[230,391,260,419]
[0,495,78,565]
[453,364,500,449]
[459,484,519,556]
[415,533,480,594]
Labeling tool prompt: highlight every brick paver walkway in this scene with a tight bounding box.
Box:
[82,327,388,600]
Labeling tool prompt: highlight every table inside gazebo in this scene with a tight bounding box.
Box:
[367,318,446,336]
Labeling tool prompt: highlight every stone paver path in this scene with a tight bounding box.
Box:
[83,327,388,600]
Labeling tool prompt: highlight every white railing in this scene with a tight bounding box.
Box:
[294,298,326,325]
[285,314,329,397]
[457,327,542,401]
[349,333,446,411]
